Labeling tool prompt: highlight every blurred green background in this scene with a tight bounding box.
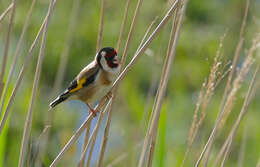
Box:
[0,0,260,166]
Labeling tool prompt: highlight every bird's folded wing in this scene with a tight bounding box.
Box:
[67,63,99,93]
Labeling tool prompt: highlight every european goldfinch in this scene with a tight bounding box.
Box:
[49,47,120,116]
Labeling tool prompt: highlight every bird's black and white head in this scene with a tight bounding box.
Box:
[96,47,120,73]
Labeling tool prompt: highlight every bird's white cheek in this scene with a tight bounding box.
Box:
[100,57,120,74]
[100,57,110,71]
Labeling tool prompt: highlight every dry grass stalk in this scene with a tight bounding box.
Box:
[50,113,95,167]
[198,35,225,126]
[35,125,51,166]
[212,121,249,167]
[220,36,260,126]
[181,80,206,167]
[136,16,158,53]
[50,1,181,165]
[52,0,81,96]
[27,126,50,166]
[237,121,248,167]
[78,123,90,167]
[142,58,159,129]
[77,101,110,167]
[80,0,107,162]
[195,33,260,167]
[96,0,106,52]
[219,64,260,167]
[147,3,181,167]
[190,33,225,148]
[0,0,17,101]
[85,113,105,167]
[183,35,226,167]
[120,0,144,66]
[138,0,186,166]
[0,11,50,134]
[96,15,158,167]
[200,0,250,165]
[0,0,37,119]
[0,3,13,24]
[80,0,132,165]
[96,0,145,165]
[212,134,229,167]
[116,0,131,52]
[87,14,157,166]
[40,0,82,163]
[24,125,50,166]
[195,4,250,167]
[18,0,56,166]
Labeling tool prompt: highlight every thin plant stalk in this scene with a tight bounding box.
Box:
[116,0,131,53]
[35,125,51,167]
[237,121,248,167]
[44,0,82,162]
[219,64,260,167]
[0,3,13,24]
[0,0,37,119]
[0,0,18,101]
[0,0,58,134]
[78,128,94,167]
[138,0,187,166]
[181,81,206,167]
[212,119,248,167]
[80,2,131,162]
[18,0,56,166]
[96,0,106,52]
[140,19,162,132]
[86,14,158,167]
[0,18,46,133]
[85,113,105,167]
[96,15,158,167]
[50,2,180,165]
[199,0,250,165]
[182,33,226,167]
[78,122,90,167]
[96,0,145,165]
[80,0,105,164]
[136,16,158,53]
[50,113,95,167]
[212,134,229,167]
[147,3,180,167]
[52,0,81,96]
[195,33,260,167]
[47,0,82,151]
[120,0,144,67]
[77,101,111,167]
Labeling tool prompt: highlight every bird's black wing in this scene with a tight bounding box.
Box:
[49,62,99,109]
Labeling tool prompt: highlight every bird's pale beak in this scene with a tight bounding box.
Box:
[113,56,120,64]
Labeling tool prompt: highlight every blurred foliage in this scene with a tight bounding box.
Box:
[0,0,260,166]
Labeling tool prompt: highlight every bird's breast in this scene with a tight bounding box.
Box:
[77,70,115,105]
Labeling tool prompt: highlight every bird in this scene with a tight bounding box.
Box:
[49,47,120,116]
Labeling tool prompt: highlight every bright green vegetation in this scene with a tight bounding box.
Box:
[0,0,260,166]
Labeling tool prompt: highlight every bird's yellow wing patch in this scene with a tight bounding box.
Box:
[69,78,86,93]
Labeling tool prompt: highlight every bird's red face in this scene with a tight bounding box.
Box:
[104,49,119,68]
[97,47,121,73]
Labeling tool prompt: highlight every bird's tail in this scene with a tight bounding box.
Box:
[49,93,69,109]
